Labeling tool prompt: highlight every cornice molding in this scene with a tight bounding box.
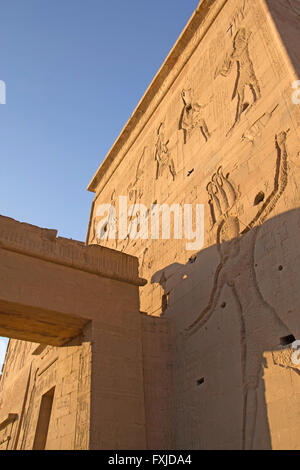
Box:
[0,215,146,287]
[87,0,228,196]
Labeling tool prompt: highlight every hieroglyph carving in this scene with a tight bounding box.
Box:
[155,123,176,181]
[179,88,212,144]
[207,167,237,227]
[119,147,147,252]
[215,28,261,135]
[241,105,278,144]
[227,0,248,37]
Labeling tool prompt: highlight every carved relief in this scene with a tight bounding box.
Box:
[155,122,176,181]
[243,129,290,232]
[186,130,292,449]
[227,0,248,37]
[241,105,278,144]
[74,350,90,450]
[118,147,147,253]
[179,88,212,144]
[215,28,261,135]
[20,366,38,450]
[207,167,237,227]
[127,146,146,203]
[0,340,34,380]
[90,190,117,245]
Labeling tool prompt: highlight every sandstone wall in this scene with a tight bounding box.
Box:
[88,0,300,449]
[0,337,91,450]
[0,217,147,450]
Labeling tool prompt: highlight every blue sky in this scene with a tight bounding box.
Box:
[0,0,199,367]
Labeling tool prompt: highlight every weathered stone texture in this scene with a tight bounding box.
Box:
[0,0,300,450]
[0,216,146,450]
[87,0,300,450]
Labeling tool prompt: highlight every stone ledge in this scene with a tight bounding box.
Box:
[0,413,18,431]
[0,215,146,287]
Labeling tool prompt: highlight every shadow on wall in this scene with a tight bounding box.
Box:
[265,0,300,77]
[151,206,300,450]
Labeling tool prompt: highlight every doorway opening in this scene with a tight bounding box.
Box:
[32,386,55,450]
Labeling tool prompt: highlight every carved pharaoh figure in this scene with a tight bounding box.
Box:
[119,147,147,252]
[186,130,292,449]
[179,88,211,144]
[155,122,176,181]
[215,28,261,134]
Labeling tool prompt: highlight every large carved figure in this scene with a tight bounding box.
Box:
[90,190,117,244]
[207,166,237,226]
[155,122,176,181]
[215,28,261,134]
[179,88,211,144]
[186,130,292,449]
[119,147,147,252]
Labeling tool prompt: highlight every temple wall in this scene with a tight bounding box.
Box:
[141,315,174,449]
[0,337,91,450]
[0,217,146,450]
[0,274,146,450]
[0,0,300,451]
[88,0,300,449]
[0,276,146,450]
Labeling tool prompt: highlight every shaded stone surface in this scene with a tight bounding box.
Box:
[0,0,300,450]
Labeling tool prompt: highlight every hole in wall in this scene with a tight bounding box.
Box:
[254,191,265,206]
[197,377,205,386]
[278,265,283,271]
[162,293,170,313]
[280,335,296,346]
[221,302,226,309]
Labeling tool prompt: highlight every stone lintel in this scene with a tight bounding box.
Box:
[0,215,146,287]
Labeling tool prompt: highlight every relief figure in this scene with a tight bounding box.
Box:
[215,28,261,135]
[155,122,176,181]
[186,130,291,449]
[179,88,212,144]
